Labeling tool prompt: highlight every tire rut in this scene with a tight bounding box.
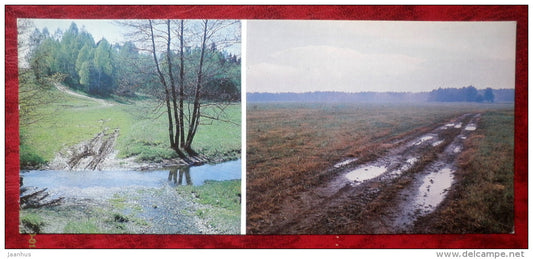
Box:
[48,128,120,171]
[267,113,481,234]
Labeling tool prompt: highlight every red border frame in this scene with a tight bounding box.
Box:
[5,5,528,249]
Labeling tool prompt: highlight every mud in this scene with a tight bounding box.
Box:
[263,113,482,234]
[48,128,120,171]
[46,128,211,171]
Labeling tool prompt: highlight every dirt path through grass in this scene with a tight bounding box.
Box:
[54,82,113,107]
[263,113,481,234]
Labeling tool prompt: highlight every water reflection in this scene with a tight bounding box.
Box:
[21,159,242,196]
[168,167,192,186]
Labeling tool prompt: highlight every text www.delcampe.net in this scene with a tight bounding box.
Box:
[436,250,526,259]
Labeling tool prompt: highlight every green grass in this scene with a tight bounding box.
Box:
[109,194,128,210]
[118,102,241,162]
[19,146,46,169]
[176,179,241,233]
[20,86,134,164]
[63,219,102,233]
[192,105,242,160]
[195,180,240,210]
[20,212,45,233]
[19,83,241,167]
[178,179,241,211]
[21,203,147,234]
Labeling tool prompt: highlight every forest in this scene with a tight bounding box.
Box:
[26,21,241,100]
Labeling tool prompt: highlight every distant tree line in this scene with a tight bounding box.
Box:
[428,86,494,103]
[28,22,241,101]
[248,88,514,103]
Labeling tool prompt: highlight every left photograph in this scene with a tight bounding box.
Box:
[17,19,242,234]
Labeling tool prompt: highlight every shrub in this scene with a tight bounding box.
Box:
[20,213,45,233]
[20,146,46,169]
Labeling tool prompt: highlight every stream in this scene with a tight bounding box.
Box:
[20,159,242,234]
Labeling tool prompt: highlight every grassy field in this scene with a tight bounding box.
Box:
[19,86,241,168]
[246,102,514,233]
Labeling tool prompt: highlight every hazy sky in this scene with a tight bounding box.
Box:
[246,20,516,93]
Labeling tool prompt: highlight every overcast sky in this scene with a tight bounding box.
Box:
[246,20,516,93]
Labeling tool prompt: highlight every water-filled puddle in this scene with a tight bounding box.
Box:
[345,165,387,184]
[414,167,454,214]
[445,123,455,127]
[465,124,477,131]
[454,123,462,128]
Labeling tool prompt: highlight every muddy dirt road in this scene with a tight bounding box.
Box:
[266,113,481,234]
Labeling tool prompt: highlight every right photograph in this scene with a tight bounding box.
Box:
[245,20,516,235]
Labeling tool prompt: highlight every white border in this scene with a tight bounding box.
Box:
[240,20,247,235]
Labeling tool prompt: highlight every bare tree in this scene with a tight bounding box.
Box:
[183,19,208,154]
[121,19,240,161]
[183,19,241,154]
[178,20,186,149]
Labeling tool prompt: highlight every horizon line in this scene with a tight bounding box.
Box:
[246,88,515,95]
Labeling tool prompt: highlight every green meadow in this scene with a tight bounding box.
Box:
[20,86,241,168]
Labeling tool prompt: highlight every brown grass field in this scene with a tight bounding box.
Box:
[246,102,514,234]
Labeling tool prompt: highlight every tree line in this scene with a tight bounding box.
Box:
[247,87,512,103]
[428,86,495,103]
[27,21,241,101]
